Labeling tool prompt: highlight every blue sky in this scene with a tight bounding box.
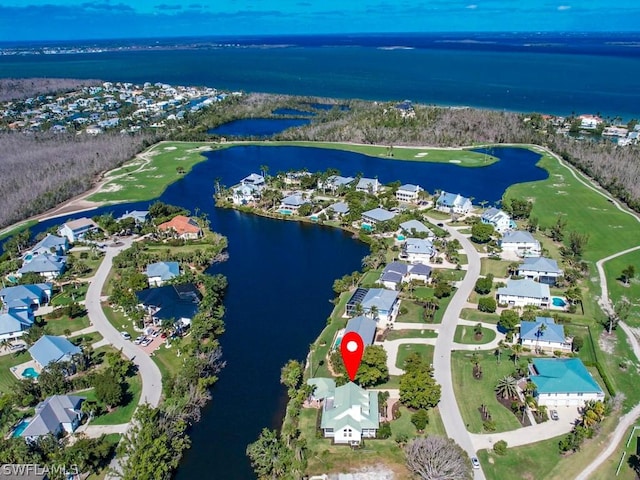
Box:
[0,0,637,42]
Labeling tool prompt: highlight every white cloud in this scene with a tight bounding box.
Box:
[466,4,478,9]
[557,5,571,10]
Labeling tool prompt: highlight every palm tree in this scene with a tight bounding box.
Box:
[507,262,520,277]
[511,344,523,366]
[495,375,519,399]
[535,322,547,352]
[368,305,379,321]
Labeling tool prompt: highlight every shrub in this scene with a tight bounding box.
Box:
[478,296,497,313]
[79,251,89,259]
[483,420,497,432]
[395,432,409,446]
[377,422,392,439]
[411,409,429,431]
[400,306,409,315]
[493,440,508,455]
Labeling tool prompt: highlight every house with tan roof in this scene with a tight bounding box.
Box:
[58,217,100,242]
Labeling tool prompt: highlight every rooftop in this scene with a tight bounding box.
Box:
[345,316,377,345]
[531,358,603,395]
[145,261,180,281]
[362,208,396,222]
[497,279,550,299]
[400,220,432,235]
[520,317,566,343]
[62,217,98,231]
[501,230,537,244]
[519,257,562,274]
[28,335,81,368]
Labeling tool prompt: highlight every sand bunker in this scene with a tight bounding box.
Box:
[414,152,429,157]
[100,183,123,193]
[164,146,177,150]
[449,159,462,164]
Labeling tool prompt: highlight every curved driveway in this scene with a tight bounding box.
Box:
[85,238,162,408]
[428,218,486,480]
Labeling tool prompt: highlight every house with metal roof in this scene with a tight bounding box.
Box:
[17,254,67,280]
[436,191,472,214]
[231,182,262,205]
[520,317,572,353]
[19,395,84,442]
[318,175,355,193]
[0,310,33,341]
[399,220,434,238]
[497,279,550,308]
[345,316,377,345]
[0,283,52,311]
[356,177,380,194]
[28,335,81,369]
[401,238,437,264]
[279,193,309,212]
[361,208,396,227]
[530,358,605,407]
[118,210,149,224]
[360,288,400,322]
[144,261,180,287]
[395,184,423,203]
[307,377,336,402]
[136,283,201,326]
[320,382,379,445]
[240,173,266,188]
[23,234,68,259]
[58,217,100,242]
[500,230,541,257]
[328,202,350,217]
[481,207,513,234]
[518,257,563,285]
[379,261,431,290]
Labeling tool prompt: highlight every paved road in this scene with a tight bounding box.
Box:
[428,218,486,480]
[85,238,162,408]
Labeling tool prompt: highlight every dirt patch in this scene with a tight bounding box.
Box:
[598,331,616,354]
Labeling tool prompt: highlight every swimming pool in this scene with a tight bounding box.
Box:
[278,209,293,215]
[361,224,373,232]
[12,419,30,438]
[22,367,39,379]
[397,235,406,241]
[552,297,567,307]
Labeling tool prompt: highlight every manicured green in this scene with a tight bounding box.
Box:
[90,373,142,425]
[603,249,640,321]
[0,351,30,394]
[454,325,497,345]
[152,342,186,380]
[43,314,90,336]
[88,142,213,203]
[478,436,561,480]
[386,330,438,341]
[451,351,522,433]
[395,344,434,370]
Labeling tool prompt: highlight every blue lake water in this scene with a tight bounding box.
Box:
[207,118,311,137]
[272,108,316,116]
[3,145,547,478]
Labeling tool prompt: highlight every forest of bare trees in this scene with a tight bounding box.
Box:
[0,78,101,102]
[0,131,158,228]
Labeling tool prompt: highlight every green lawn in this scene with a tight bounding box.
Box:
[480,258,512,278]
[51,283,89,306]
[103,304,137,340]
[413,286,434,300]
[360,269,382,286]
[395,344,434,369]
[589,423,640,480]
[43,314,90,336]
[433,269,466,282]
[432,294,454,324]
[0,219,38,240]
[88,142,212,203]
[0,351,30,394]
[152,342,186,384]
[88,372,142,425]
[454,325,497,345]
[386,329,438,341]
[460,308,500,324]
[451,351,522,433]
[69,331,103,346]
[603,249,640,320]
[396,300,428,323]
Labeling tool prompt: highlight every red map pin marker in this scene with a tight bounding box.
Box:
[340,331,365,381]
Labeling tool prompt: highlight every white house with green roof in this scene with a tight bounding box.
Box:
[530,358,605,407]
[320,381,379,445]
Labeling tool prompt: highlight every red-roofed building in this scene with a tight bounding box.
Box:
[158,215,203,240]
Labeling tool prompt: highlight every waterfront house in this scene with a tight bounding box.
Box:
[578,114,603,130]
[279,193,309,212]
[497,279,550,308]
[481,207,513,234]
[118,210,149,225]
[136,283,201,326]
[518,257,563,285]
[344,316,377,345]
[500,230,541,257]
[436,192,472,215]
[0,310,34,341]
[158,215,203,240]
[239,173,266,189]
[144,261,180,287]
[356,177,380,194]
[17,254,66,280]
[231,183,262,205]
[361,208,396,227]
[23,234,68,259]
[307,377,336,402]
[520,317,572,353]
[328,202,350,217]
[361,288,400,322]
[395,184,423,203]
[58,218,100,243]
[401,238,437,264]
[0,283,52,311]
[399,220,434,238]
[318,175,355,193]
[529,358,604,407]
[20,395,85,443]
[320,382,379,445]
[28,335,81,370]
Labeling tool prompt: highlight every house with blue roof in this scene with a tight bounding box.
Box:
[399,220,434,238]
[344,316,378,346]
[328,202,350,217]
[436,191,472,215]
[118,210,149,225]
[320,381,379,445]
[395,184,423,203]
[401,238,437,263]
[379,261,432,290]
[19,395,84,443]
[530,358,605,407]
[23,234,68,259]
[306,377,336,402]
[318,175,354,193]
[28,335,82,369]
[279,193,309,212]
[361,208,396,227]
[518,257,563,286]
[497,279,550,308]
[0,283,52,311]
[356,177,380,194]
[360,288,400,322]
[0,310,34,341]
[520,317,572,353]
[500,230,541,258]
[481,207,513,234]
[18,254,67,280]
[145,261,181,287]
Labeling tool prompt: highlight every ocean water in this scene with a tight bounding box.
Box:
[1,33,639,119]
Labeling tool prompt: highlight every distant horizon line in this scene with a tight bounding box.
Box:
[3,30,640,46]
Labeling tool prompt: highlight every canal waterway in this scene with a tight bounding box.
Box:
[4,143,548,478]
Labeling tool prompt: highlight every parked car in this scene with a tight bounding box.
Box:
[550,409,559,421]
[120,331,131,340]
[10,343,25,351]
[140,338,153,347]
[150,330,160,338]
[471,457,480,469]
[134,335,146,345]
[437,222,444,227]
